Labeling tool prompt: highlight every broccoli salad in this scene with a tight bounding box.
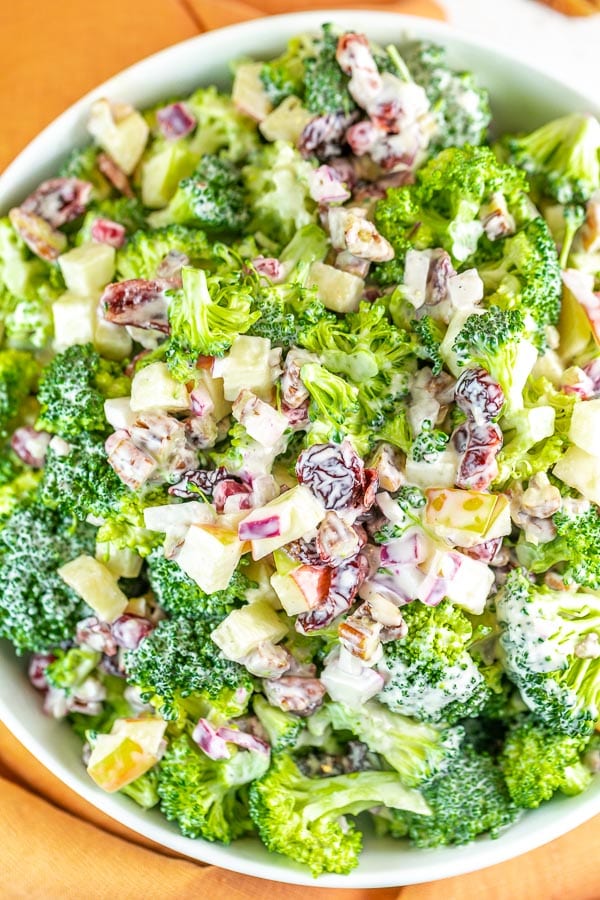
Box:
[1,23,599,877]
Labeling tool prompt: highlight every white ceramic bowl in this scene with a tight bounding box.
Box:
[1,10,599,888]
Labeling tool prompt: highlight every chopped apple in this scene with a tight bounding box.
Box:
[94,316,132,361]
[143,501,216,532]
[211,599,288,660]
[194,369,231,421]
[259,96,313,143]
[130,361,189,412]
[214,335,274,401]
[87,717,166,793]
[554,446,600,505]
[176,523,248,593]
[95,541,142,579]
[405,449,459,490]
[53,292,97,349]
[561,268,600,350]
[58,242,115,295]
[308,261,364,314]
[271,565,330,616]
[232,63,273,122]
[425,488,511,548]
[141,142,196,208]
[232,390,288,447]
[239,485,325,560]
[58,555,128,622]
[104,397,136,431]
[444,552,495,615]
[88,99,150,175]
[569,399,600,457]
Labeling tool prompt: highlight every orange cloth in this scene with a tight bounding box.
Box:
[0,2,599,898]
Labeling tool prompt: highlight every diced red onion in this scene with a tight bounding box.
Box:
[380,529,429,567]
[252,256,285,283]
[215,727,270,755]
[156,102,197,139]
[76,616,117,655]
[28,653,56,691]
[192,718,230,760]
[308,165,351,204]
[238,514,281,541]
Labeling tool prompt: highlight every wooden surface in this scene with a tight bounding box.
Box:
[0,1,598,897]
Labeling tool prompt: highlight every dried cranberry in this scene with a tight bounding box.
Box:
[168,466,231,499]
[455,367,505,424]
[296,553,368,633]
[21,177,92,228]
[91,217,126,248]
[298,111,358,160]
[455,422,503,491]
[214,479,252,513]
[76,616,117,655]
[296,441,378,516]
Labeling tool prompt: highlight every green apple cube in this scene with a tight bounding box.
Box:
[405,449,459,490]
[554,446,600,505]
[239,485,325,560]
[141,143,197,208]
[232,62,273,122]
[211,599,288,661]
[569,399,600,457]
[130,361,189,412]
[52,292,97,349]
[111,717,167,756]
[216,335,274,402]
[58,554,128,622]
[58,242,115,295]
[259,96,313,143]
[95,541,142,579]
[94,317,132,361]
[176,523,247,593]
[88,99,150,175]
[425,488,511,548]
[308,261,364,314]
[195,369,232,422]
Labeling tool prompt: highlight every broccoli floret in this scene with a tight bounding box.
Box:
[301,361,360,432]
[412,315,445,374]
[243,141,317,245]
[0,349,38,435]
[303,24,356,116]
[120,768,160,809]
[496,569,600,736]
[300,300,416,452]
[253,695,304,752]
[410,420,449,463]
[378,741,517,847]
[260,35,312,105]
[249,752,431,876]
[165,265,259,378]
[451,305,530,414]
[379,600,491,724]
[0,467,41,520]
[123,616,254,720]
[115,224,211,280]
[46,646,101,693]
[0,499,96,654]
[503,113,600,205]
[149,156,248,233]
[374,146,529,283]
[322,700,463,786]
[186,86,260,162]
[157,733,268,843]
[59,144,112,200]
[516,503,600,591]
[402,40,491,153]
[0,216,64,351]
[475,217,562,343]
[495,376,575,486]
[36,344,130,439]
[499,716,590,808]
[40,431,126,520]
[147,549,254,619]
[248,225,331,347]
[95,486,170,558]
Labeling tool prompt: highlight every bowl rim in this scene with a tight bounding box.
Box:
[0,8,599,889]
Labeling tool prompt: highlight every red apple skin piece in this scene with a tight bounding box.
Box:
[562,268,600,344]
[290,565,331,609]
[87,736,156,792]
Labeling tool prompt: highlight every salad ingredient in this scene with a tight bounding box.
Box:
[1,22,599,878]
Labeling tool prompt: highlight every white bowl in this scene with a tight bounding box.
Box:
[1,9,599,888]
